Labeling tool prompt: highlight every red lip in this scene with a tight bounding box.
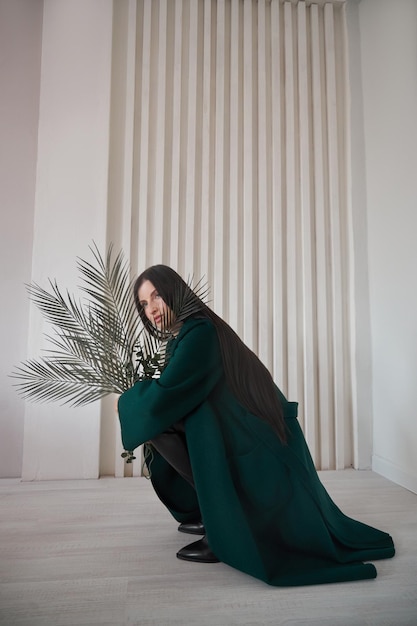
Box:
[154,316,161,325]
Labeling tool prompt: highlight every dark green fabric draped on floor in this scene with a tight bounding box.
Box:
[118,318,395,586]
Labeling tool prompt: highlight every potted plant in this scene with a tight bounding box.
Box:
[11,243,207,464]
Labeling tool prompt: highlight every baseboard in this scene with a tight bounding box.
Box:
[372,455,417,495]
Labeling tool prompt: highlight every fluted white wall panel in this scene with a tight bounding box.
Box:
[242,0,256,349]
[228,0,240,333]
[257,0,270,368]
[298,1,317,460]
[168,0,183,265]
[214,0,226,312]
[270,0,285,392]
[106,0,352,470]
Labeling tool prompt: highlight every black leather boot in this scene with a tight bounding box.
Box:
[178,521,205,535]
[176,536,220,563]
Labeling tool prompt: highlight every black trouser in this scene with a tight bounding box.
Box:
[150,420,195,488]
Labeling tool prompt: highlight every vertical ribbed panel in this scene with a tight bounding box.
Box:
[257,0,270,367]
[310,3,332,469]
[228,0,240,333]
[199,0,212,280]
[284,1,299,408]
[152,0,167,262]
[214,0,226,313]
[184,0,199,270]
[297,1,317,459]
[168,0,183,265]
[242,0,255,349]
[107,0,352,470]
[270,0,285,391]
[324,3,351,469]
[135,0,152,272]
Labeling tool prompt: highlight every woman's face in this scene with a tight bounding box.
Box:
[138,280,171,330]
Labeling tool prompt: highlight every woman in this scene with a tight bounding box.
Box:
[118,265,395,587]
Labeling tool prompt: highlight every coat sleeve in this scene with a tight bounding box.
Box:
[118,319,223,451]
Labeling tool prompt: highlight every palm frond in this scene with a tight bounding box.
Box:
[177,274,210,321]
[155,274,210,339]
[11,358,117,406]
[26,281,91,337]
[78,243,141,353]
[11,243,146,406]
[11,244,209,408]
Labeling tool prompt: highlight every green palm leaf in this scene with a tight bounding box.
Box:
[12,357,116,406]
[11,244,209,407]
[11,244,149,406]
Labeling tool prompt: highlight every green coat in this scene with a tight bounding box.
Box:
[118,318,395,586]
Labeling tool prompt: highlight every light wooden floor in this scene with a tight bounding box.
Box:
[0,470,416,626]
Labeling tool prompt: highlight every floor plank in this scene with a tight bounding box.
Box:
[0,470,416,625]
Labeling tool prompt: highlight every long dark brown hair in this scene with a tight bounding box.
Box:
[134,265,287,443]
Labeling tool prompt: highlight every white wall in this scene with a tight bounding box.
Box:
[0,0,43,477]
[357,0,417,492]
[0,0,115,480]
[20,0,114,480]
[2,0,416,486]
